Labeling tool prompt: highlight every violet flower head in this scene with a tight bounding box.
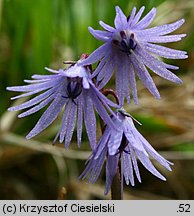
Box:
[80,108,173,195]
[7,57,118,150]
[79,6,188,105]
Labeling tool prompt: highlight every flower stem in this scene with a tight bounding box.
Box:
[101,88,119,105]
[111,167,123,200]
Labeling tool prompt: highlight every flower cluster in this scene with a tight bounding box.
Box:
[7,5,187,196]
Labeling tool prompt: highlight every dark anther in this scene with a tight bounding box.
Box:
[115,135,130,156]
[129,38,135,48]
[120,40,129,53]
[118,32,137,56]
[62,80,82,105]
[120,31,127,39]
[112,39,120,46]
[123,149,130,154]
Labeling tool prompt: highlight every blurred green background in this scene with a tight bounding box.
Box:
[0,0,194,199]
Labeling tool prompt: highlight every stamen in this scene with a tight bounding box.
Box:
[62,79,83,104]
[63,61,76,65]
[112,39,120,46]
[120,40,128,51]
[118,109,142,126]
[130,33,135,39]
[113,31,137,56]
[120,31,126,39]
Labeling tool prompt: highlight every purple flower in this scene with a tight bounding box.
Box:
[80,108,173,195]
[7,59,118,150]
[79,6,188,105]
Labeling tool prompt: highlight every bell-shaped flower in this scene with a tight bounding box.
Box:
[7,59,119,150]
[79,6,187,105]
[80,108,173,195]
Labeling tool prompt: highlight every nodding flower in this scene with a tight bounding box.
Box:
[80,108,173,195]
[7,56,119,150]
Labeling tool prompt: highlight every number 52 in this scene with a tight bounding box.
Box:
[178,204,190,212]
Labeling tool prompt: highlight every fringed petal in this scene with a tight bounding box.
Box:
[139,19,185,36]
[7,79,61,92]
[18,94,55,118]
[114,6,128,29]
[127,7,136,25]
[143,34,186,43]
[135,7,156,29]
[31,74,60,79]
[145,43,188,59]
[26,95,65,139]
[89,148,107,183]
[135,47,183,83]
[8,87,57,111]
[83,91,96,150]
[131,6,145,27]
[104,155,119,195]
[108,128,123,155]
[123,148,135,186]
[99,20,115,32]
[129,146,141,183]
[135,150,166,181]
[94,127,111,159]
[77,96,83,147]
[65,103,77,148]
[88,27,112,42]
[130,53,160,99]
[91,90,116,130]
[79,43,111,66]
[129,64,138,104]
[54,101,71,143]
